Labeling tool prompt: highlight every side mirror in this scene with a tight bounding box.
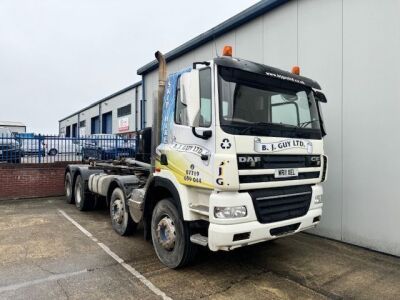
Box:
[314,90,327,103]
[180,70,212,140]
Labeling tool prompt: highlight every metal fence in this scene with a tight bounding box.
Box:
[0,134,137,164]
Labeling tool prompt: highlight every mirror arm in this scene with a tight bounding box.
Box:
[192,127,212,140]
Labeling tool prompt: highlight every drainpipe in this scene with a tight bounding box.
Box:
[77,114,80,138]
[141,76,146,129]
[99,103,102,134]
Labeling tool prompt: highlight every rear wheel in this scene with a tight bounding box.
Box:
[65,172,74,204]
[151,199,197,268]
[74,175,95,211]
[110,188,137,236]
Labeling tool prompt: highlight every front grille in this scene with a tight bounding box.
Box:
[240,172,320,184]
[248,185,312,223]
[270,223,300,236]
[237,154,321,170]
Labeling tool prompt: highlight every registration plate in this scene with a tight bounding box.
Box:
[274,168,298,178]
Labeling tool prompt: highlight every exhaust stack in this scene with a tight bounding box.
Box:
[151,51,167,170]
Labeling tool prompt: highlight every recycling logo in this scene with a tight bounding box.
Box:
[220,138,231,149]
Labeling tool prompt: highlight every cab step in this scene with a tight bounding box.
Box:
[190,234,208,247]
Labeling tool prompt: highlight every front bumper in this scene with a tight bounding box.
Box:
[208,207,322,251]
[207,184,323,251]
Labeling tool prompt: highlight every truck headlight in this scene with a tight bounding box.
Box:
[214,206,247,219]
[314,194,323,204]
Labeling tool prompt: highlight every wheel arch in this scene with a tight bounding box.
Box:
[106,180,125,207]
[143,176,183,240]
[65,165,94,194]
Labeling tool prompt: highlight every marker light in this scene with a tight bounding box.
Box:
[214,206,247,219]
[222,45,233,57]
[291,65,300,75]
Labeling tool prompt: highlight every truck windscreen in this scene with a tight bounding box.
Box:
[218,66,323,140]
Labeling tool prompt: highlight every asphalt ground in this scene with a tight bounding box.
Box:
[1,197,400,300]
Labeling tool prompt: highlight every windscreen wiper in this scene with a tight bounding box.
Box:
[299,120,320,128]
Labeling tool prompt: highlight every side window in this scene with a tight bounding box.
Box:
[199,68,212,127]
[175,76,188,125]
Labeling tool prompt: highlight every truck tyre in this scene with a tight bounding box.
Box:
[151,198,197,268]
[74,174,95,211]
[65,172,74,204]
[110,188,137,236]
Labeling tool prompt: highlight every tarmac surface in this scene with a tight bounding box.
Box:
[0,197,400,299]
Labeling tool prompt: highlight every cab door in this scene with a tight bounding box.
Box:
[159,67,215,189]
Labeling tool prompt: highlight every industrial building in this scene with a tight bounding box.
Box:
[59,82,142,138]
[60,0,400,257]
[0,121,26,134]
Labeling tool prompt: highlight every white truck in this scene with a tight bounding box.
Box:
[64,48,328,268]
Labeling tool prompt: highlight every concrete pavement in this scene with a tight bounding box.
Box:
[0,197,399,299]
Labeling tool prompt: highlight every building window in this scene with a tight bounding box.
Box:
[102,112,112,134]
[72,123,78,138]
[91,116,100,134]
[79,120,86,127]
[66,126,71,137]
[117,104,131,117]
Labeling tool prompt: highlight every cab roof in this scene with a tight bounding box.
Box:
[214,56,321,90]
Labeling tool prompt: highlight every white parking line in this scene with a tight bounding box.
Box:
[58,209,172,300]
[0,270,88,293]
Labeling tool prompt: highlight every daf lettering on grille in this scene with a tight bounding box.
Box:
[238,156,261,167]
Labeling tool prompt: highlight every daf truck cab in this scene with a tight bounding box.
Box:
[64,48,328,269]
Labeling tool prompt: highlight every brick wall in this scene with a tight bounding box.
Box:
[0,162,73,200]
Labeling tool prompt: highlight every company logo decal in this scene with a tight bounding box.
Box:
[254,138,313,154]
[265,71,305,85]
[171,141,210,158]
[216,160,230,186]
[184,164,202,183]
[220,138,231,149]
[238,156,261,167]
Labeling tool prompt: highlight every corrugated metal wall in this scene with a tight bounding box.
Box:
[142,0,400,256]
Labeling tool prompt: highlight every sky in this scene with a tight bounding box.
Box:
[0,0,259,133]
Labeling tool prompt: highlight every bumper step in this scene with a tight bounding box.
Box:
[190,234,208,247]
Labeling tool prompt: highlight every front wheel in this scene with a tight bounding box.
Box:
[110,188,137,236]
[151,199,197,269]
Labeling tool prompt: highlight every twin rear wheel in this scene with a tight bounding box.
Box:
[74,175,95,211]
[64,172,95,210]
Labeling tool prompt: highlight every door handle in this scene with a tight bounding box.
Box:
[201,154,209,161]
